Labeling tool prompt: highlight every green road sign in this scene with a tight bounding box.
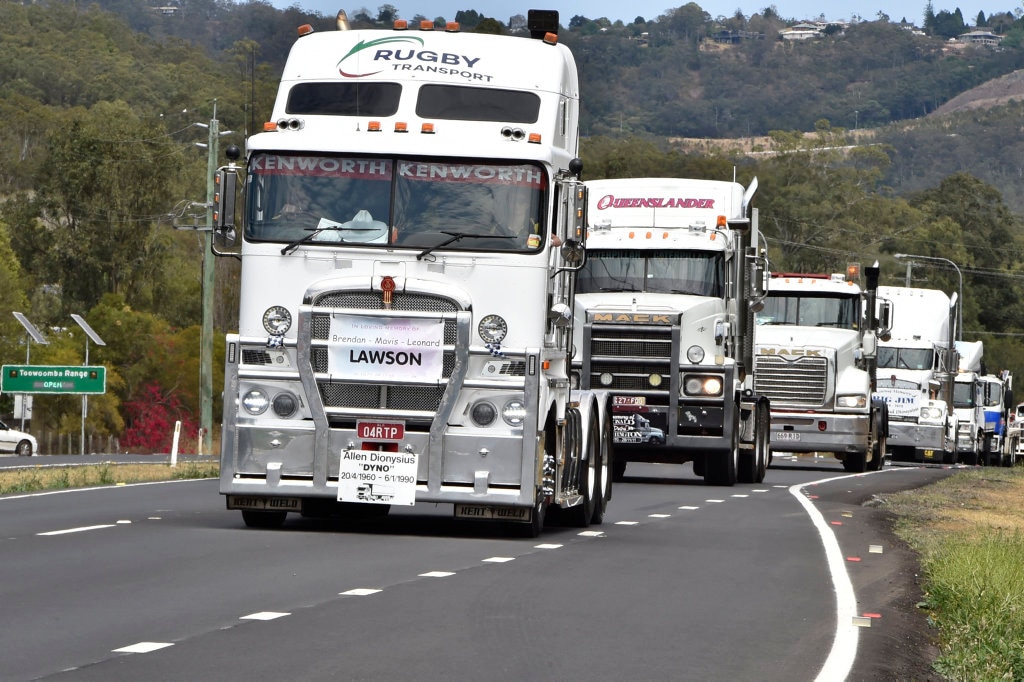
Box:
[1,365,107,395]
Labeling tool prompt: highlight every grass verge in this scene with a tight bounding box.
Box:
[0,460,219,495]
[883,466,1024,680]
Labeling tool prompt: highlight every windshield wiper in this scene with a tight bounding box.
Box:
[416,230,512,261]
[281,223,374,255]
[599,286,640,292]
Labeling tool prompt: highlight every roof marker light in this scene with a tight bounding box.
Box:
[394,19,408,29]
[445,21,460,31]
[367,121,382,132]
[543,32,558,45]
[716,215,728,228]
[263,121,277,132]
[394,122,408,133]
[646,231,653,239]
[297,24,314,36]
[528,132,542,144]
[421,123,435,134]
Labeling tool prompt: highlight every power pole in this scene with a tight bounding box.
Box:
[197,102,219,456]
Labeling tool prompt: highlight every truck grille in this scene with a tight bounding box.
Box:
[588,327,673,392]
[753,354,829,407]
[309,290,460,412]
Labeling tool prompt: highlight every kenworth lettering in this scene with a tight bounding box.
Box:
[213,12,611,535]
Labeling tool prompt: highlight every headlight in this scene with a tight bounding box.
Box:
[502,399,527,426]
[471,401,497,426]
[478,315,507,344]
[648,373,663,388]
[836,395,867,409]
[263,306,292,335]
[599,372,614,386]
[272,392,299,418]
[683,374,724,396]
[242,388,270,415]
[686,345,705,364]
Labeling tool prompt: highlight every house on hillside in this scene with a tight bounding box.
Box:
[957,29,1003,47]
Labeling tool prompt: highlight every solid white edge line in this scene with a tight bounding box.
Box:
[37,524,116,536]
[0,477,214,502]
[790,468,908,681]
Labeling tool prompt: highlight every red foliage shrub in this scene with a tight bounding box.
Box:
[121,383,198,454]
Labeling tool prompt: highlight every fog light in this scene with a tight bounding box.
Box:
[272,392,298,417]
[599,372,614,386]
[471,401,497,426]
[648,373,663,387]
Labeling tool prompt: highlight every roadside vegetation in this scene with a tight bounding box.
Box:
[883,466,1024,680]
[0,461,219,495]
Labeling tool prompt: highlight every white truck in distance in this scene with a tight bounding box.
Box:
[952,340,984,465]
[753,269,890,472]
[572,177,771,486]
[213,11,612,536]
[875,286,958,464]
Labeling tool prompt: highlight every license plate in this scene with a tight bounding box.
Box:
[356,420,405,440]
[774,432,801,441]
[455,505,532,521]
[613,396,646,407]
[227,495,300,511]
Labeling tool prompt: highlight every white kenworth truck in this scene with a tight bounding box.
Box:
[875,286,959,464]
[572,177,771,486]
[212,11,613,536]
[952,340,985,465]
[753,267,891,473]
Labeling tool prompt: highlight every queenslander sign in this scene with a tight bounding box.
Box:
[328,315,444,382]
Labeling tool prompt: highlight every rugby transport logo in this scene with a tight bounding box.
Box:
[337,36,425,77]
[336,35,489,81]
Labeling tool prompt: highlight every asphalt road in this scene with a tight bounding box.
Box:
[0,455,957,680]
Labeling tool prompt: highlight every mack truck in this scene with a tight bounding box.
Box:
[212,11,612,536]
[875,286,959,464]
[753,267,891,473]
[572,177,771,486]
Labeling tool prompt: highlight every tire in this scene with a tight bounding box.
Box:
[737,403,757,484]
[16,440,32,457]
[869,408,887,471]
[241,510,287,528]
[842,450,867,473]
[755,403,770,483]
[612,457,627,482]
[705,443,738,486]
[566,415,598,528]
[591,413,613,525]
[520,496,547,538]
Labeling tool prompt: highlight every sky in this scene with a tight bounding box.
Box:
[272,1,994,26]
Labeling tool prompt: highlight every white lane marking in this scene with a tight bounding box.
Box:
[678,505,699,510]
[37,524,116,536]
[116,520,131,524]
[614,521,639,525]
[731,494,749,498]
[241,612,289,621]
[0,478,212,502]
[648,513,671,518]
[705,499,725,503]
[789,468,895,681]
[419,571,456,577]
[340,588,381,596]
[534,543,563,549]
[483,557,515,563]
[578,530,605,537]
[113,642,173,654]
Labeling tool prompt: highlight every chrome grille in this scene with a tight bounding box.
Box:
[310,291,461,411]
[754,354,829,407]
[242,349,273,365]
[588,326,673,392]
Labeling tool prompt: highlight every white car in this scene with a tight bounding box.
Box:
[0,420,37,456]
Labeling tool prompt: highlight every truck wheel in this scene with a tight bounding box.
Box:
[705,444,737,486]
[241,510,287,528]
[567,416,598,528]
[755,402,770,483]
[522,497,547,538]
[612,457,627,482]
[842,450,867,473]
[591,414,613,525]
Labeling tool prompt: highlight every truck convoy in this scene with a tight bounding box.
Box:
[980,371,1013,466]
[572,176,771,486]
[213,11,612,535]
[875,286,959,464]
[753,267,890,473]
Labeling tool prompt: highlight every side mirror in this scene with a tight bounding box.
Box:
[560,239,585,268]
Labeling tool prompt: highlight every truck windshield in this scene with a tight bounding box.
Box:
[756,294,859,328]
[576,249,724,297]
[953,381,975,408]
[877,346,935,370]
[245,153,547,253]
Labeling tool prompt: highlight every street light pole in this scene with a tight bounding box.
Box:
[194,102,232,456]
[11,312,48,432]
[893,253,963,341]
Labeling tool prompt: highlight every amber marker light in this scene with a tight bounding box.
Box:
[445,21,460,31]
[394,122,409,133]
[421,123,435,134]
[528,132,542,144]
[263,121,277,131]
[367,121,382,132]
[420,20,434,30]
[297,24,314,36]
[543,32,558,44]
[393,19,408,29]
